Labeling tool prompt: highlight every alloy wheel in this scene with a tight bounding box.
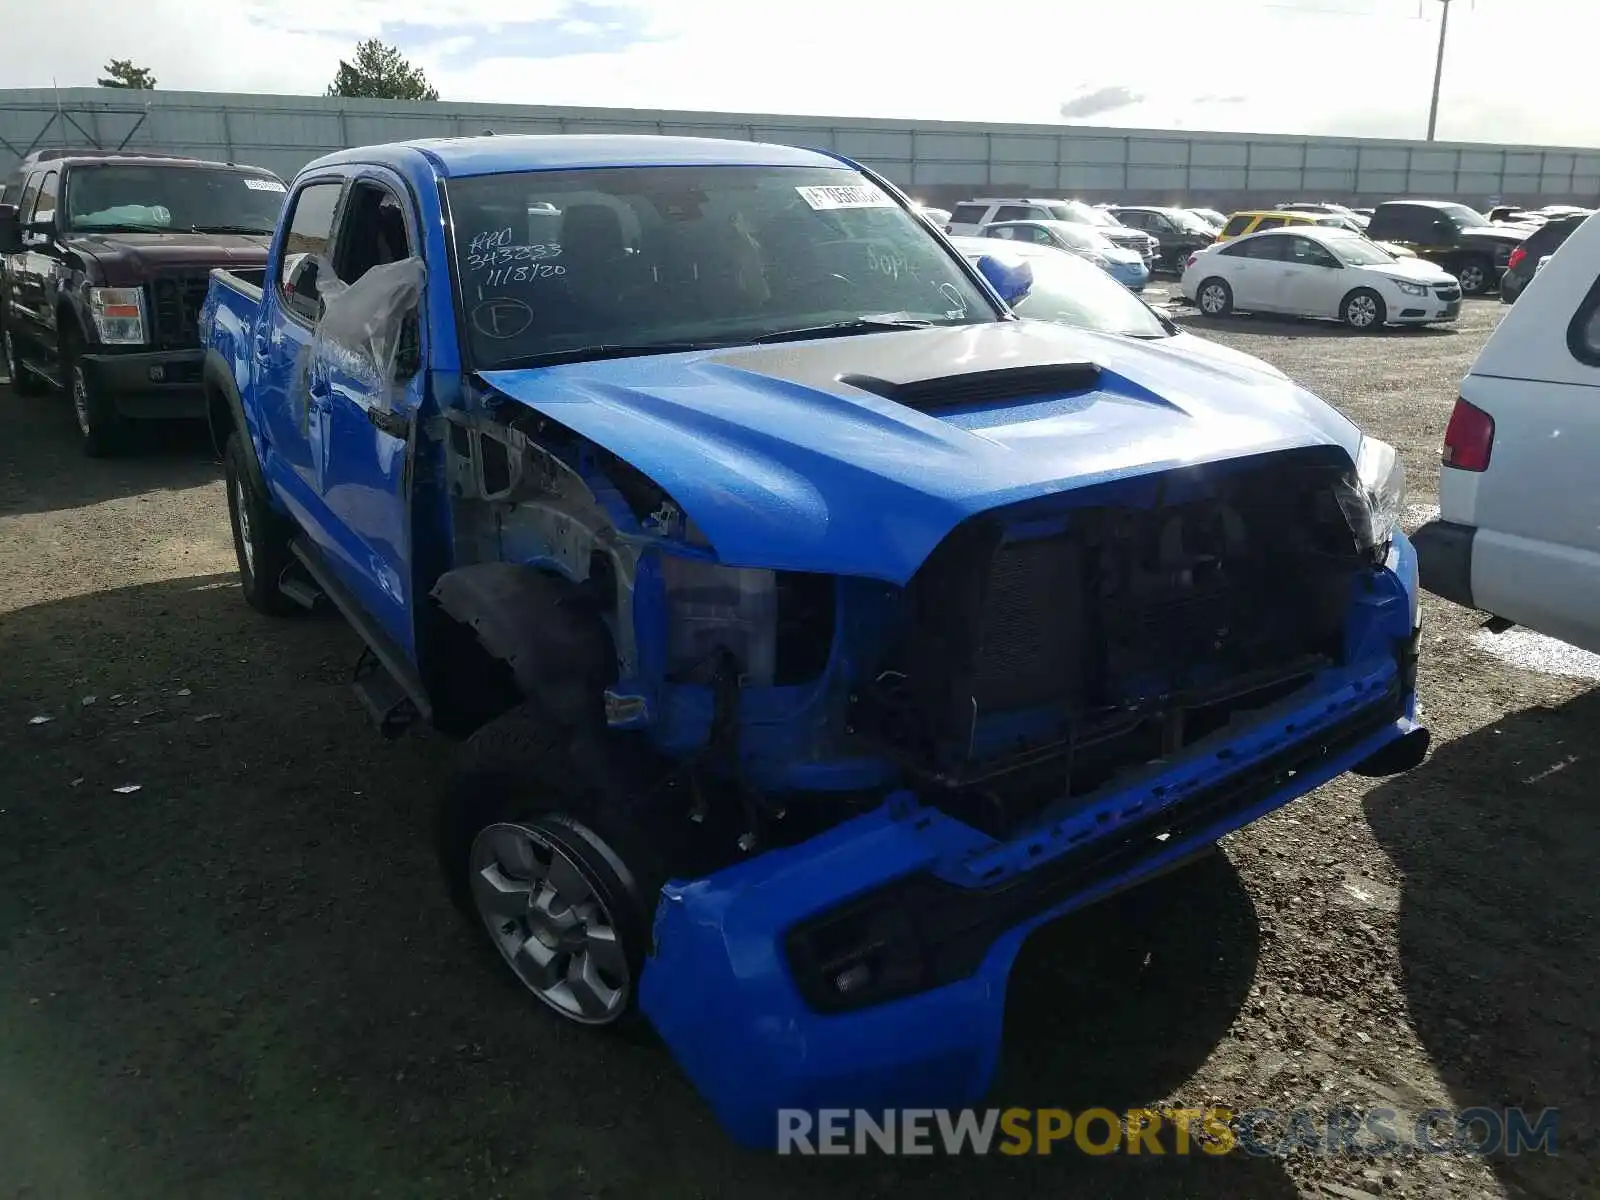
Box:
[1347,294,1379,328]
[71,364,92,437]
[233,475,257,580]
[469,820,631,1025]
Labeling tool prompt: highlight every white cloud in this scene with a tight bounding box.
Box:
[1,0,1596,148]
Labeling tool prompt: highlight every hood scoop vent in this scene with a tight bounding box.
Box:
[839,361,1102,412]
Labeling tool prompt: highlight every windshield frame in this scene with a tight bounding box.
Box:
[1438,203,1489,229]
[974,244,1173,339]
[443,162,1009,373]
[1031,221,1111,253]
[1168,209,1215,235]
[1326,236,1398,267]
[61,162,285,234]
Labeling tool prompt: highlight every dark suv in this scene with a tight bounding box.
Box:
[1499,213,1591,303]
[1108,206,1217,275]
[0,152,286,455]
[1363,200,1532,296]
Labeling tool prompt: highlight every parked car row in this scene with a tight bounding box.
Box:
[939,192,1591,300]
[945,198,1163,267]
[980,219,1151,290]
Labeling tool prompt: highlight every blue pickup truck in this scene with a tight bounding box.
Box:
[199,134,1429,1147]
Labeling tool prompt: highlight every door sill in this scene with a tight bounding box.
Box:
[289,537,433,724]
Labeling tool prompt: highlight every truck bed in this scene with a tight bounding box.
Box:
[211,265,266,301]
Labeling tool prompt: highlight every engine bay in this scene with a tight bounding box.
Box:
[440,401,1384,857]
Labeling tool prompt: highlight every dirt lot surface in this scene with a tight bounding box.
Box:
[2,299,1595,1200]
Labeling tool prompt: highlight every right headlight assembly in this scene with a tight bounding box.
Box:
[655,551,779,687]
[1337,436,1407,560]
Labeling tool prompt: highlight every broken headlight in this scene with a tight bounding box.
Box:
[1338,436,1407,560]
[658,553,778,686]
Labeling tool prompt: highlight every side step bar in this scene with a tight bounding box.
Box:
[288,537,432,736]
[276,570,325,612]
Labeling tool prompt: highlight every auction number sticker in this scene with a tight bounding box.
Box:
[244,178,287,192]
[796,183,895,211]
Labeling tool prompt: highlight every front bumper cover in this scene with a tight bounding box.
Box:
[639,536,1425,1148]
[83,349,206,418]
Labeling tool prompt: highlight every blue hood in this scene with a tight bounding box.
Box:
[478,320,1360,583]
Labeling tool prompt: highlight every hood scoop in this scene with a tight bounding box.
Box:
[839,361,1102,412]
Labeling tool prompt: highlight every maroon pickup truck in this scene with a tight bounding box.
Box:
[0,151,286,455]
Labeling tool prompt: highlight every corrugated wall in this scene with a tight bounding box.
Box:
[3,87,1597,209]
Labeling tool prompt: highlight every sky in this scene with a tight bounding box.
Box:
[1,0,1594,148]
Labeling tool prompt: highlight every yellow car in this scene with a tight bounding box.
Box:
[1218,210,1417,258]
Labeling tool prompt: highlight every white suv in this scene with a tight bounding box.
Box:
[946,197,1158,263]
[1414,212,1600,652]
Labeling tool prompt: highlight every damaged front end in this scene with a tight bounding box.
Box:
[633,443,1423,1148]
[431,382,1424,1147]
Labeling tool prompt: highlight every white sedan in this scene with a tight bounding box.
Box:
[1181,227,1462,330]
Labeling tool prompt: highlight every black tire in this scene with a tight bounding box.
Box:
[2,320,45,395]
[438,702,665,1029]
[63,331,127,457]
[1455,256,1493,296]
[1341,288,1387,331]
[223,431,297,616]
[1196,277,1233,318]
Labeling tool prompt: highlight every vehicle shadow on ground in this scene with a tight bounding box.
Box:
[1364,693,1600,1198]
[0,575,1297,1200]
[0,385,218,518]
[1170,313,1460,340]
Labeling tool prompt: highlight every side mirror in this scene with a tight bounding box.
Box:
[283,255,324,321]
[976,253,1034,306]
[0,204,19,254]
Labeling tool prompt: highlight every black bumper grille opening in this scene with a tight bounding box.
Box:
[971,534,1085,712]
[151,275,212,351]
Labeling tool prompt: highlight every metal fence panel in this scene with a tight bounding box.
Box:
[1128,139,1188,166]
[1060,137,1126,165]
[1306,144,1359,170]
[991,135,1057,163]
[1,88,1595,210]
[1127,165,1186,190]
[1190,166,1248,191]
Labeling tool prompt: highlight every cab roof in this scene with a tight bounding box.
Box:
[1229,209,1323,221]
[16,150,269,173]
[304,134,848,180]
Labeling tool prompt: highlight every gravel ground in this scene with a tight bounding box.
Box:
[1,298,1595,1200]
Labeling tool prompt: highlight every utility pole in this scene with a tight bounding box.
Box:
[1425,0,1452,141]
